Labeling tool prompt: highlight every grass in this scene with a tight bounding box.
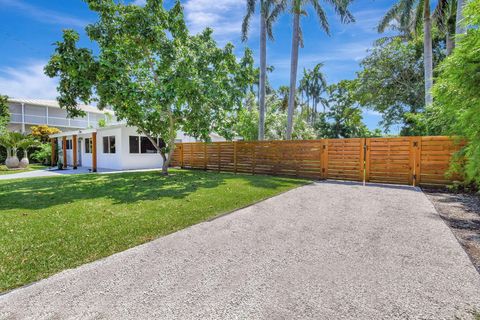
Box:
[0,169,308,292]
[0,164,49,176]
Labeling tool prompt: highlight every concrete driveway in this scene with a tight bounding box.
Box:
[1,181,480,319]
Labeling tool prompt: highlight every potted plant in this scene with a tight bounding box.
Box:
[0,132,24,169]
[18,137,39,168]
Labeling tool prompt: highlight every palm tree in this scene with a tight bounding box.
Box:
[433,0,457,54]
[455,0,465,35]
[242,0,287,141]
[378,0,434,107]
[308,63,328,122]
[285,0,354,140]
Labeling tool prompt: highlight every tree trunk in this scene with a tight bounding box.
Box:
[446,30,454,55]
[423,0,433,107]
[456,0,465,35]
[258,10,267,141]
[160,151,169,175]
[286,11,300,140]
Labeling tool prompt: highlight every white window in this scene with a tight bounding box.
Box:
[103,136,116,154]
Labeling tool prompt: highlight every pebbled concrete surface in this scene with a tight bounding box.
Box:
[1,181,480,319]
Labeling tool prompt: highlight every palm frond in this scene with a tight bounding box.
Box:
[412,0,424,35]
[310,0,330,34]
[241,0,257,42]
[378,1,404,33]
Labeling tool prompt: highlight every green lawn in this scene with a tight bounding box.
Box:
[0,169,308,292]
[0,164,49,175]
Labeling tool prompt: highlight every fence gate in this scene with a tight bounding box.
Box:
[365,137,418,185]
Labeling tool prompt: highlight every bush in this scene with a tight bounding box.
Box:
[431,0,480,186]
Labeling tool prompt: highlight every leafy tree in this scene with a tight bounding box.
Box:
[45,0,254,174]
[314,81,376,138]
[431,0,480,184]
[378,0,434,106]
[353,37,444,135]
[235,90,315,141]
[30,125,61,143]
[286,0,354,139]
[242,0,286,140]
[0,95,9,134]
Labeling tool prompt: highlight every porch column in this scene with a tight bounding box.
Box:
[72,135,78,169]
[62,136,67,169]
[92,132,97,172]
[51,138,56,166]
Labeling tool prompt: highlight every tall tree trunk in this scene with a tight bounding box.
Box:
[258,10,267,141]
[286,11,300,140]
[423,0,433,106]
[456,0,465,35]
[446,30,454,55]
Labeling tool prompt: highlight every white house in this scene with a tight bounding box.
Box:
[49,123,230,171]
[7,98,115,133]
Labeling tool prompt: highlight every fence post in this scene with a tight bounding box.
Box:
[321,139,329,179]
[360,138,365,184]
[180,144,184,168]
[190,143,193,169]
[365,138,371,183]
[204,143,207,170]
[251,143,256,175]
[218,143,221,172]
[234,141,237,174]
[274,142,279,175]
[410,137,422,186]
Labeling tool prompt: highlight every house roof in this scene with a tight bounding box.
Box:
[7,98,113,115]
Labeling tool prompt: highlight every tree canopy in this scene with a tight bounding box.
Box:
[431,0,480,184]
[45,0,254,174]
[352,36,444,135]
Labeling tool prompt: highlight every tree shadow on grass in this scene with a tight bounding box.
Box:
[0,169,306,211]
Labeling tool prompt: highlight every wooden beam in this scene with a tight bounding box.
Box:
[62,136,67,169]
[92,132,97,172]
[234,141,237,174]
[321,140,328,179]
[51,138,56,166]
[410,137,422,186]
[365,138,371,183]
[180,144,184,168]
[72,135,78,169]
[360,138,366,184]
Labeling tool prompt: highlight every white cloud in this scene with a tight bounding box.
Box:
[0,0,89,28]
[183,0,247,43]
[132,0,146,5]
[336,9,386,35]
[0,62,58,100]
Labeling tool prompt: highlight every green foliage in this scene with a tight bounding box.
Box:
[314,81,379,138]
[353,36,444,134]
[431,0,480,185]
[45,0,254,173]
[97,119,106,128]
[31,143,52,165]
[0,95,9,134]
[299,63,328,123]
[235,91,316,141]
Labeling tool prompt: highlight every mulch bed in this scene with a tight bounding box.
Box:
[424,189,480,274]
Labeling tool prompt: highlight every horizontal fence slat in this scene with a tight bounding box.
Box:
[171,136,463,186]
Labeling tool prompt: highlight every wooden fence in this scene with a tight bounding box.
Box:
[170,136,464,186]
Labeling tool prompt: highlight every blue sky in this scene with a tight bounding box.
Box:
[0,0,399,130]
